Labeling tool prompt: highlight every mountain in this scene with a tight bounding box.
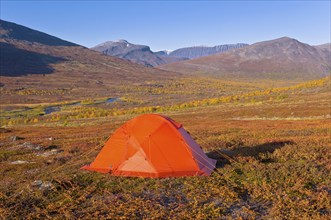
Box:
[0,20,178,104]
[167,44,248,59]
[91,40,185,67]
[159,37,331,80]
[92,40,248,67]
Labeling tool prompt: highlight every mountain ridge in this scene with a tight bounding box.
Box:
[91,40,173,67]
[159,37,331,80]
[0,19,78,47]
[167,43,248,59]
[91,40,249,67]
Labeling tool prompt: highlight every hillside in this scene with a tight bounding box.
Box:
[159,37,331,80]
[0,20,179,104]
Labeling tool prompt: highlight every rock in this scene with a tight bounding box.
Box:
[40,181,53,190]
[9,136,24,141]
[44,145,58,150]
[26,169,40,174]
[31,180,54,190]
[37,149,63,157]
[20,142,42,150]
[31,180,43,186]
[10,160,35,165]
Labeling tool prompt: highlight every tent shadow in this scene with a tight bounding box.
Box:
[206,140,294,168]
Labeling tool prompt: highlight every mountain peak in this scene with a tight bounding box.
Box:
[115,39,128,43]
[277,36,294,41]
[256,36,298,45]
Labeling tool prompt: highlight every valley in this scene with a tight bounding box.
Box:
[1,76,330,219]
[0,18,330,219]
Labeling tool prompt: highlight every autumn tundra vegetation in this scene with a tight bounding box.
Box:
[1,75,330,219]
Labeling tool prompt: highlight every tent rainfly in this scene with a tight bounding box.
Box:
[81,114,216,178]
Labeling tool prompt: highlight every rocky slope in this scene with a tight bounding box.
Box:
[92,40,248,66]
[91,40,185,67]
[167,43,248,59]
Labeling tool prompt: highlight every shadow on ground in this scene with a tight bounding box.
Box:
[207,141,294,167]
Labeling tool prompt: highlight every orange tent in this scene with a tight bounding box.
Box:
[81,114,216,178]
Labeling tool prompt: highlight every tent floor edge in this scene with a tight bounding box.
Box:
[80,165,112,174]
[111,170,209,178]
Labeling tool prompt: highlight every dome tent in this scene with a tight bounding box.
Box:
[81,114,216,178]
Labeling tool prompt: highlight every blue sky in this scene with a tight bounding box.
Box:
[1,1,330,51]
